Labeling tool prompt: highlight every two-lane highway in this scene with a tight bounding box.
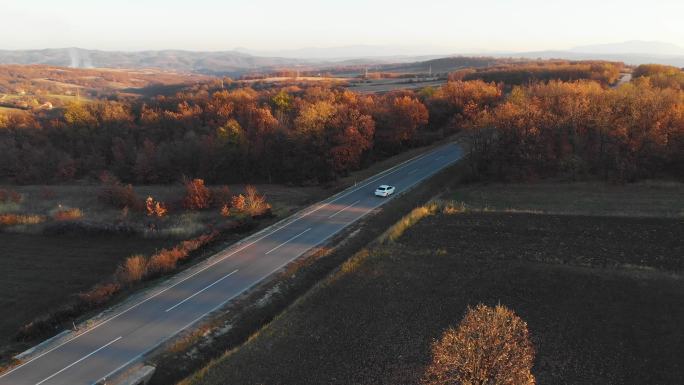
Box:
[0,143,463,385]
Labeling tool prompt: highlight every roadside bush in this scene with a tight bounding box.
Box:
[116,255,149,285]
[220,204,231,217]
[423,304,535,385]
[244,185,271,216]
[146,231,218,277]
[0,214,45,226]
[52,207,83,221]
[16,232,218,342]
[147,248,185,275]
[231,194,246,212]
[77,282,121,307]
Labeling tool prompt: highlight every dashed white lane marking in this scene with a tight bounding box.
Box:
[3,145,462,384]
[165,270,239,312]
[265,228,312,255]
[328,200,361,218]
[35,336,122,385]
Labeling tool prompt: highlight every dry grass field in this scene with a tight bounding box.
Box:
[181,182,684,385]
[0,184,322,238]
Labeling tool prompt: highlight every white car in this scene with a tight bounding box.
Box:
[374,185,396,197]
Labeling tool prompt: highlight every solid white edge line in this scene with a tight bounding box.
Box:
[165,269,239,312]
[2,143,458,380]
[265,228,311,255]
[35,336,122,385]
[328,200,361,218]
[94,150,463,385]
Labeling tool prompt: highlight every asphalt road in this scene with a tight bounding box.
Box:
[0,143,463,385]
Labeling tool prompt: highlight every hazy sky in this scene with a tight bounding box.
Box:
[2,0,683,52]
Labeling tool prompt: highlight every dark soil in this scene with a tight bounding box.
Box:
[186,212,684,385]
[0,234,175,350]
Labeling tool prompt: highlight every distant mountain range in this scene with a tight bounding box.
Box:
[569,41,684,56]
[234,45,453,60]
[507,41,684,67]
[0,48,311,75]
[0,41,681,74]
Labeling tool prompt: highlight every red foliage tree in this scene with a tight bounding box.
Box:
[184,178,211,210]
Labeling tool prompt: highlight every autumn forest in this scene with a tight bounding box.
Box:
[0,61,682,186]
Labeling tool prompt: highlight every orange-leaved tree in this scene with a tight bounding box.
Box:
[145,196,167,217]
[423,304,535,385]
[184,178,211,210]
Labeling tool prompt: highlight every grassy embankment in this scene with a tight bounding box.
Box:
[181,181,684,385]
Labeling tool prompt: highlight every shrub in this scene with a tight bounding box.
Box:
[155,202,168,217]
[147,247,184,275]
[52,207,83,221]
[16,232,218,342]
[146,231,218,276]
[0,214,45,226]
[116,255,149,285]
[146,196,168,217]
[98,173,142,210]
[423,304,535,385]
[220,204,231,217]
[184,178,211,210]
[244,185,271,216]
[231,194,246,212]
[77,282,121,307]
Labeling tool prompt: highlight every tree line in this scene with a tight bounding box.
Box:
[0,63,681,185]
[465,77,683,181]
[0,82,470,184]
[452,61,624,87]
